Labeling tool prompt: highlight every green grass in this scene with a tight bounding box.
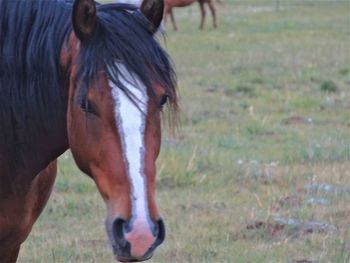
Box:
[18,0,350,262]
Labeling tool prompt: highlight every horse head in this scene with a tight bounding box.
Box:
[61,0,176,261]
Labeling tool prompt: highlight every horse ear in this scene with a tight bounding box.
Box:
[72,0,97,40]
[140,0,164,33]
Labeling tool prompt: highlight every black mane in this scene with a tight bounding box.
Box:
[0,0,177,169]
[0,0,71,167]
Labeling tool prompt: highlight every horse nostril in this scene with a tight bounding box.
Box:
[141,219,166,260]
[112,218,129,249]
[154,219,166,247]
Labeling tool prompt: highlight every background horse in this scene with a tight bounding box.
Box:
[0,0,177,262]
[164,0,217,30]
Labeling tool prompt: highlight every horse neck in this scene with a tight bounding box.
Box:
[0,85,69,197]
[0,63,70,191]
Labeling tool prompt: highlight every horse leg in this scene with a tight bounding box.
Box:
[0,160,57,263]
[163,8,168,25]
[24,160,57,222]
[169,9,177,31]
[198,1,206,30]
[207,0,217,28]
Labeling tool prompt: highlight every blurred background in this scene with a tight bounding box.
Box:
[18,0,349,262]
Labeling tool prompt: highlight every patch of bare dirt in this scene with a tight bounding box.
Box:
[243,217,337,241]
[177,202,227,212]
[282,116,313,125]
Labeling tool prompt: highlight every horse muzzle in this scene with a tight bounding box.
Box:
[110,218,165,262]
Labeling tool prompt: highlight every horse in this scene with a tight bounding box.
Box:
[114,0,143,7]
[0,0,177,262]
[164,0,217,30]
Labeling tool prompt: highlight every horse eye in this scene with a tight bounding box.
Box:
[80,99,98,116]
[159,94,168,107]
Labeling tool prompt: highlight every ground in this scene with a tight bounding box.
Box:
[18,0,350,262]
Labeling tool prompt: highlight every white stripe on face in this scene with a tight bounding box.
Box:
[109,64,150,228]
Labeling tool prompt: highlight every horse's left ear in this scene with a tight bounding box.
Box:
[72,0,97,41]
[140,0,164,34]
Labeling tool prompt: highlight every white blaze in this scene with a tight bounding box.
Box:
[110,64,150,227]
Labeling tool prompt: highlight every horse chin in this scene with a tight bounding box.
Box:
[109,232,155,262]
[115,254,153,262]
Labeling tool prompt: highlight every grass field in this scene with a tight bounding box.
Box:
[17,0,350,262]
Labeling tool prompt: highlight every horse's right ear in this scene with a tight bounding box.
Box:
[72,0,97,41]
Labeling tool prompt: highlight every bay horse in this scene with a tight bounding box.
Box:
[164,0,217,30]
[0,0,177,262]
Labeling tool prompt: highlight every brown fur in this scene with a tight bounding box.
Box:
[0,161,57,262]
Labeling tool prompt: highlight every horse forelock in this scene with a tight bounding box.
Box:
[75,4,178,116]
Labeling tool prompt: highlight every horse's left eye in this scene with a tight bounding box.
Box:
[159,94,168,107]
[80,99,99,116]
